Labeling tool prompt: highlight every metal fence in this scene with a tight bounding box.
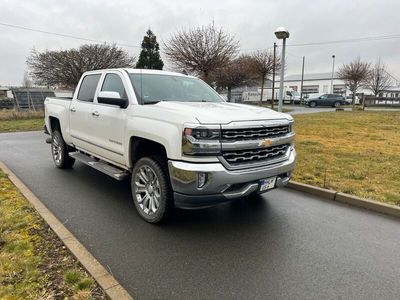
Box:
[11,89,55,111]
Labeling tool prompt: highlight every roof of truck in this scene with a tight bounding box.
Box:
[83,68,195,78]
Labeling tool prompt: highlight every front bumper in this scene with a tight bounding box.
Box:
[168,147,296,209]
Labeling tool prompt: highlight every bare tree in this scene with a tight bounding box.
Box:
[212,55,255,101]
[27,44,135,88]
[337,57,370,108]
[250,50,281,105]
[364,59,392,97]
[164,25,239,84]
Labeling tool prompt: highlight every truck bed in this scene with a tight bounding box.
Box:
[46,97,72,101]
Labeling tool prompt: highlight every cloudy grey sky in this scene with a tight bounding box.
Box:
[1,0,399,86]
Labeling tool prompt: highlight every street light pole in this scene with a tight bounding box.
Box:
[275,27,289,113]
[278,37,286,112]
[300,56,305,102]
[330,55,335,93]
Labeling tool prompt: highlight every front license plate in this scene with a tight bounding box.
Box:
[259,177,277,192]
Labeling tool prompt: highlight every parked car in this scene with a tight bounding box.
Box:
[44,69,296,223]
[305,93,347,108]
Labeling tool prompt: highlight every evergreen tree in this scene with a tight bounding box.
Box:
[136,29,164,70]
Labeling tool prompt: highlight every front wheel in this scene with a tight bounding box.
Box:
[51,130,75,169]
[131,157,172,223]
[309,101,317,108]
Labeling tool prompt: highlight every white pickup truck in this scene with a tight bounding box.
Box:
[44,69,296,223]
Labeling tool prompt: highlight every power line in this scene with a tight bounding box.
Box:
[2,21,400,54]
[0,22,140,49]
[287,34,400,47]
[241,33,400,53]
[286,51,302,59]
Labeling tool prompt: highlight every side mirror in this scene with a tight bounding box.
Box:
[97,91,128,108]
[318,96,322,99]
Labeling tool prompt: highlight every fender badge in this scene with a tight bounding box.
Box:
[259,139,273,148]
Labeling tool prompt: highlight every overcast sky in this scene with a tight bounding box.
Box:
[1,0,399,86]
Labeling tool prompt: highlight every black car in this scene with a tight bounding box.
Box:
[306,94,347,108]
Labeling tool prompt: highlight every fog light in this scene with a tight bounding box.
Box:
[197,172,207,188]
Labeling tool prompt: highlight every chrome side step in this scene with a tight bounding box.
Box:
[69,152,129,181]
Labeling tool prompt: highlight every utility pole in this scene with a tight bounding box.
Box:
[271,42,277,109]
[330,55,335,93]
[300,56,305,102]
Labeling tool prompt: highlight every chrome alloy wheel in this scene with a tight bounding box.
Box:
[134,165,161,215]
[51,134,63,165]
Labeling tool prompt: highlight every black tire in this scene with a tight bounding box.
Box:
[131,157,172,223]
[309,101,317,108]
[333,101,341,108]
[51,130,75,169]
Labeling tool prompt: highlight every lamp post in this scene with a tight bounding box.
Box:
[330,55,335,93]
[275,27,290,112]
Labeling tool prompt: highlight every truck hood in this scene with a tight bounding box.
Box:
[154,101,292,124]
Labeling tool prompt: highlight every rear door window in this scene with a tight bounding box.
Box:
[77,74,101,102]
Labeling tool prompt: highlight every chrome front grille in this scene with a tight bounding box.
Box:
[222,144,290,166]
[221,125,290,141]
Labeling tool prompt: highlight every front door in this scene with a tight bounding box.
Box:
[318,94,329,106]
[89,72,129,165]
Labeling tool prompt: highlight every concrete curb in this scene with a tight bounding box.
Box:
[288,181,400,218]
[0,161,133,300]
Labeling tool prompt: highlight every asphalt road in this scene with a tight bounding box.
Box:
[1,131,400,300]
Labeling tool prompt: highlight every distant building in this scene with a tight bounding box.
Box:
[0,87,13,99]
[277,72,347,96]
[379,86,400,98]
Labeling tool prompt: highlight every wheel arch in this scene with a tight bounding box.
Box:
[49,116,61,133]
[129,136,168,168]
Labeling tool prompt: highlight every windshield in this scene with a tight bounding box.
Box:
[129,73,223,104]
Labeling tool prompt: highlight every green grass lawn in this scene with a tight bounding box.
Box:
[293,111,400,205]
[0,170,105,299]
[0,110,44,132]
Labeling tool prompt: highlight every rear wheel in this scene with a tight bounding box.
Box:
[51,130,75,169]
[131,157,172,223]
[333,101,341,108]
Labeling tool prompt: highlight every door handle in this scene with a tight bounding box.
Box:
[70,107,76,112]
[92,111,100,117]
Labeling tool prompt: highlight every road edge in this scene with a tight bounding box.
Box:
[288,181,400,218]
[0,161,134,300]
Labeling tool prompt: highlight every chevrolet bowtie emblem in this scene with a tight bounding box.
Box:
[259,139,273,148]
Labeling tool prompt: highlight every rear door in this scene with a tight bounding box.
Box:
[327,94,336,106]
[69,73,102,154]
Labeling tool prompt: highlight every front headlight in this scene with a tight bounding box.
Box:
[182,125,221,156]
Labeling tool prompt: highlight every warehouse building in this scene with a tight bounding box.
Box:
[278,72,346,96]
